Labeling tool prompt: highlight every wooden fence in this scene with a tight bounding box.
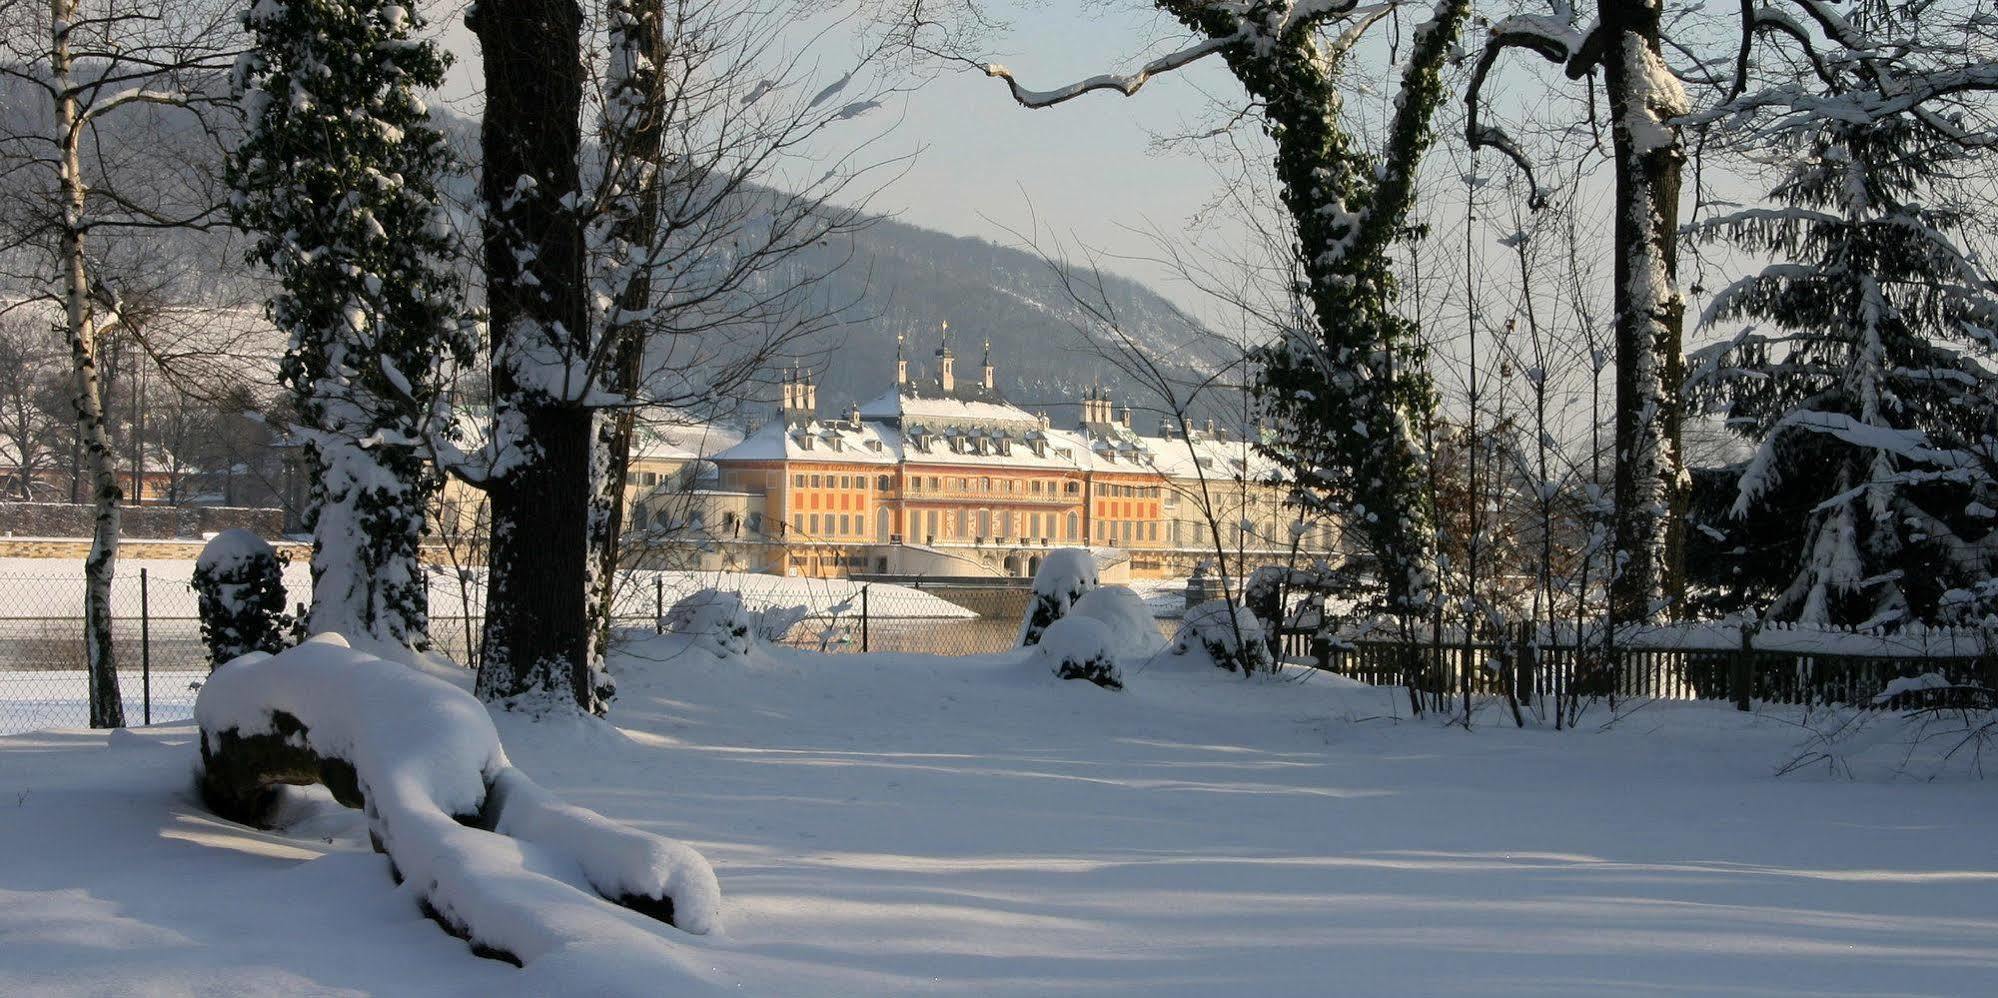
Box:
[1276,623,1997,710]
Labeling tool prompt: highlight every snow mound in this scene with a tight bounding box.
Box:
[1168,600,1276,674]
[662,588,808,658]
[1069,585,1164,659]
[194,634,722,979]
[1034,615,1123,690]
[1018,548,1099,647]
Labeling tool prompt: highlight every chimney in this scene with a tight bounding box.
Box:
[982,339,995,390]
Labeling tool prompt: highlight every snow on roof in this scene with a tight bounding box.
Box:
[857,385,1039,427]
[715,407,1285,483]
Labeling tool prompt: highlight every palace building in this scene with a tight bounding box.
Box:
[642,326,1339,579]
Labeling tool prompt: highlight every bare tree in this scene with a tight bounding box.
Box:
[0,0,236,726]
[1466,0,1695,626]
[0,309,66,500]
[457,0,902,710]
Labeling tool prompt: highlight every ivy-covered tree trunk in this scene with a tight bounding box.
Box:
[52,0,123,729]
[1196,0,1468,617]
[470,0,602,709]
[230,0,470,658]
[1599,0,1688,623]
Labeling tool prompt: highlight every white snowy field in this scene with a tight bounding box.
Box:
[2,637,1996,996]
[0,669,206,732]
[0,557,978,621]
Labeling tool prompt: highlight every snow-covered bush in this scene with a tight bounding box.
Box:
[1018,548,1098,647]
[1036,615,1123,690]
[1169,600,1276,675]
[192,530,297,667]
[1782,689,1998,782]
[195,634,721,976]
[662,588,806,658]
[1070,585,1164,659]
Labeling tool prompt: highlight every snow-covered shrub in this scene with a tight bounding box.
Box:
[1036,615,1123,690]
[1169,600,1276,675]
[195,634,720,976]
[1070,585,1164,659]
[1018,548,1099,647]
[1781,686,1998,781]
[192,530,297,667]
[661,589,805,658]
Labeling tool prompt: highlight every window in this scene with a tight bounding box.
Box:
[793,474,805,487]
[877,475,891,491]
[956,509,968,537]
[792,514,803,534]
[977,509,992,538]
[841,475,851,489]
[926,509,939,540]
[809,514,820,534]
[748,512,763,534]
[1066,481,1080,495]
[810,474,822,488]
[1066,512,1078,540]
[1148,522,1158,541]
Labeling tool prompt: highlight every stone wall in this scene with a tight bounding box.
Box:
[0,537,314,561]
[0,503,286,541]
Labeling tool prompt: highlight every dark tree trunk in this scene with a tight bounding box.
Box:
[469,0,597,708]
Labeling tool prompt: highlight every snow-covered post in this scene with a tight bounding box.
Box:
[228,0,473,656]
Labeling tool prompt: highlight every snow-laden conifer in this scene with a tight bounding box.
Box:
[1692,12,1998,627]
[227,0,472,653]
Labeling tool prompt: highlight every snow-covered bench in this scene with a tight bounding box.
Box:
[195,634,720,971]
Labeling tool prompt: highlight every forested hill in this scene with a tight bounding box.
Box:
[0,79,1231,425]
[769,216,1229,420]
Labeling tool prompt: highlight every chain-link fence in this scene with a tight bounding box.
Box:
[0,569,1185,736]
[0,569,210,736]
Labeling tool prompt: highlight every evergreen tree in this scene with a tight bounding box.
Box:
[228,0,472,652]
[1693,109,1998,628]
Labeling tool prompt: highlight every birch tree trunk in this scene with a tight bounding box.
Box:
[52,0,125,728]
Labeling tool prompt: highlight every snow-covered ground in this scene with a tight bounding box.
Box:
[0,558,976,621]
[2,637,1995,995]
